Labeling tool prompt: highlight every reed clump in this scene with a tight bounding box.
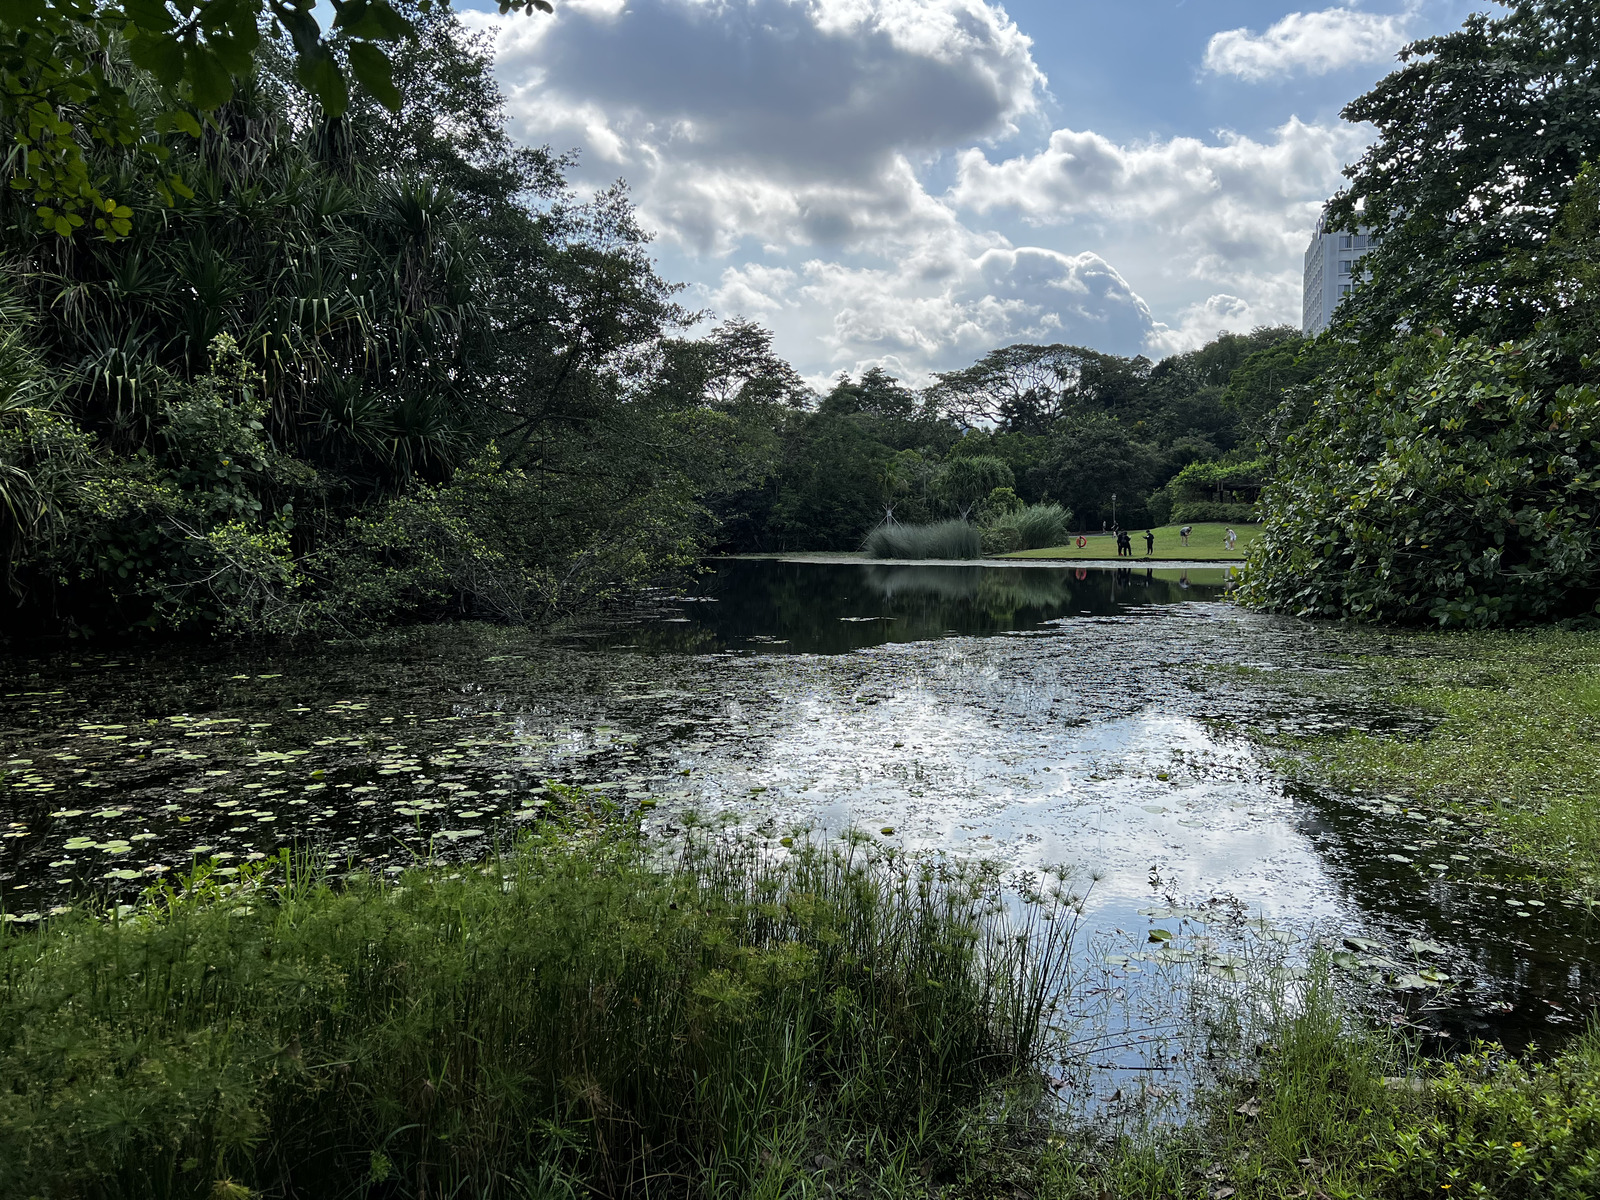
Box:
[982,504,1072,554]
[863,519,982,560]
[0,827,1076,1200]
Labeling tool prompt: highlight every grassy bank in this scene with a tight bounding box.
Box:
[5,821,1600,1199]
[1006,523,1259,562]
[0,826,1075,1200]
[1265,629,1600,894]
[1058,974,1600,1200]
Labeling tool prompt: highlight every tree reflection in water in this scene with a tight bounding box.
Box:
[597,560,1232,655]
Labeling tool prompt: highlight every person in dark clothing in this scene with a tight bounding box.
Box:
[1144,529,1154,555]
[1116,530,1132,556]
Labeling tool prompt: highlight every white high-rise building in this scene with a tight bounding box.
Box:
[1302,214,1374,335]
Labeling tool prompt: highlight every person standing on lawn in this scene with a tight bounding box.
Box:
[1144,529,1154,555]
[1180,525,1192,547]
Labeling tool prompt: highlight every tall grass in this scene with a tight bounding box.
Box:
[983,504,1071,554]
[1048,961,1600,1200]
[0,827,1078,1199]
[863,519,981,559]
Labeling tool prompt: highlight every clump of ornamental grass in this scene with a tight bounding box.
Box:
[0,824,1080,1200]
[863,519,982,560]
[985,504,1071,553]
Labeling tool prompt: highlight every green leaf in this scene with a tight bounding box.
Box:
[127,33,187,85]
[334,0,413,41]
[155,109,204,138]
[186,44,235,108]
[123,0,180,32]
[208,29,261,78]
[271,0,324,55]
[296,44,349,116]
[347,42,400,111]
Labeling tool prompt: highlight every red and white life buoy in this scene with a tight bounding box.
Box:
[1075,535,1087,549]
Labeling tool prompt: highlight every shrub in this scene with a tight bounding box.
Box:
[1240,332,1600,625]
[1171,502,1257,524]
[0,828,1075,1199]
[864,519,982,559]
[980,486,1023,520]
[982,524,1023,555]
[981,503,1072,553]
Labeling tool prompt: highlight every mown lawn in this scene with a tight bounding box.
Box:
[1004,521,1260,561]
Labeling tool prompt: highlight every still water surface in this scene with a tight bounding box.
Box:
[2,560,1595,1056]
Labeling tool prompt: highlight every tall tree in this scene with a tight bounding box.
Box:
[1329,0,1600,349]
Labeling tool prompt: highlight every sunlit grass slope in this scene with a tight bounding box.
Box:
[1004,522,1259,561]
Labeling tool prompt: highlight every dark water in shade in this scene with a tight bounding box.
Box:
[584,559,1235,655]
[2,559,1596,1070]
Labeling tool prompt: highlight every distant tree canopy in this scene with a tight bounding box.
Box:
[0,0,1385,631]
[712,325,1309,552]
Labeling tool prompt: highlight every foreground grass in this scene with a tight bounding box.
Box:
[4,815,1599,1200]
[1006,523,1259,562]
[1274,629,1600,893]
[1061,973,1600,1200]
[0,825,1075,1200]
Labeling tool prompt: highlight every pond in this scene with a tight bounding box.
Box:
[2,558,1596,1066]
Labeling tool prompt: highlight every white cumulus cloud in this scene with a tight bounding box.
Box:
[464,0,1377,377]
[475,0,1044,255]
[947,117,1373,352]
[713,242,1158,384]
[1203,6,1412,82]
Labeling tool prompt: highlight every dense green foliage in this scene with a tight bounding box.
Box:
[0,826,1072,1199]
[982,503,1071,554]
[1239,330,1600,623]
[1245,0,1600,624]
[0,9,795,634]
[2,0,446,239]
[1329,0,1600,351]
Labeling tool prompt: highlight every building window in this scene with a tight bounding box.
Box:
[1338,259,1355,275]
[1339,283,1353,296]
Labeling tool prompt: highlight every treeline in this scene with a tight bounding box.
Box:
[0,7,806,637]
[712,328,1328,552]
[10,0,1595,635]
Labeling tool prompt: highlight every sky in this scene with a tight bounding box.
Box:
[446,0,1484,384]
